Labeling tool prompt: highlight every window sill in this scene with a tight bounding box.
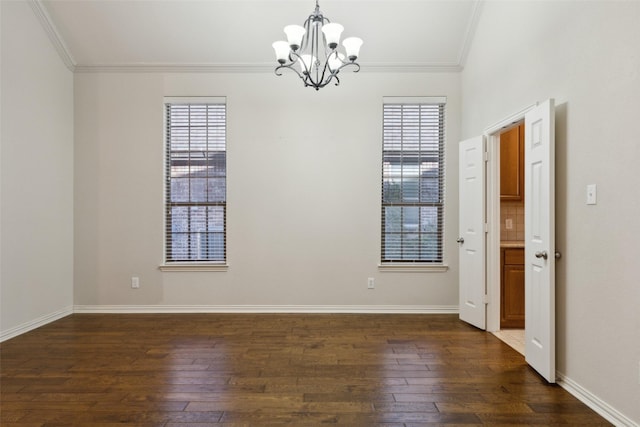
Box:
[378,263,449,273]
[159,263,228,272]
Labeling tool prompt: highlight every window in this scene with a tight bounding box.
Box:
[381,97,445,263]
[164,98,226,264]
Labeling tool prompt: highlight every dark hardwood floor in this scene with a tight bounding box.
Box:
[1,313,610,426]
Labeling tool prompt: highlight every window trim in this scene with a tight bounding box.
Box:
[378,263,448,272]
[380,96,447,268]
[159,262,228,272]
[160,96,228,271]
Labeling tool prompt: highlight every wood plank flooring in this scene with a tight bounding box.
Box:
[0,314,610,426]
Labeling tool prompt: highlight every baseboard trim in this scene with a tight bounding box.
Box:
[557,372,638,427]
[0,306,73,343]
[73,304,459,314]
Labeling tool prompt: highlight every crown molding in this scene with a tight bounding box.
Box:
[28,0,76,72]
[74,63,274,74]
[457,0,484,70]
[72,62,462,74]
[366,63,462,73]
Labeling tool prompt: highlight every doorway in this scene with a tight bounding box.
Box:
[483,105,533,335]
[494,122,526,355]
[459,99,556,383]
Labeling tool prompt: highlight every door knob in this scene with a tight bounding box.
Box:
[456,237,465,244]
[535,251,548,260]
[555,251,562,260]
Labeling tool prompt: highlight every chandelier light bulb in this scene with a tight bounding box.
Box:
[342,37,363,61]
[284,25,306,51]
[272,41,291,64]
[321,22,344,49]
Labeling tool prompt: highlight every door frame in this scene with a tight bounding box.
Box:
[483,104,536,332]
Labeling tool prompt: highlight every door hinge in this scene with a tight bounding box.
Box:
[484,223,489,233]
[482,294,489,304]
[483,151,489,162]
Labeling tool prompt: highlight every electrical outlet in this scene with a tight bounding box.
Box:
[505,218,513,230]
[367,277,375,289]
[586,184,597,205]
[131,276,140,289]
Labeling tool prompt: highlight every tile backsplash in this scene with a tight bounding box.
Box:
[501,201,524,241]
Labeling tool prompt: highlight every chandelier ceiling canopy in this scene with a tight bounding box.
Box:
[272,1,363,91]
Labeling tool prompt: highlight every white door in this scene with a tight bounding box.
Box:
[458,136,486,330]
[524,99,556,383]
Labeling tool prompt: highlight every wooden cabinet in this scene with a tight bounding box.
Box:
[500,124,524,201]
[500,248,524,328]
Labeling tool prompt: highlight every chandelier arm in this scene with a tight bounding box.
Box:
[277,59,360,89]
[335,61,361,74]
[274,63,306,82]
[314,72,340,90]
[317,52,335,87]
[320,74,336,89]
[302,70,312,86]
[311,61,339,89]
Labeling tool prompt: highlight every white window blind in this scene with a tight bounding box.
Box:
[164,99,226,263]
[381,99,445,263]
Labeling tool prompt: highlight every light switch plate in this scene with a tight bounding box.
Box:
[586,184,597,205]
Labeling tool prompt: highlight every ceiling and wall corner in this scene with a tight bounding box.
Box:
[27,0,76,71]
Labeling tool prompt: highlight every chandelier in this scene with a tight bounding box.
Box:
[272,1,363,91]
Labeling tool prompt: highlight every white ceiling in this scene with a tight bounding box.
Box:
[38,0,482,72]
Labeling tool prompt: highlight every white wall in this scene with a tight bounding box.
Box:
[73,71,461,310]
[462,1,640,423]
[0,1,74,338]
